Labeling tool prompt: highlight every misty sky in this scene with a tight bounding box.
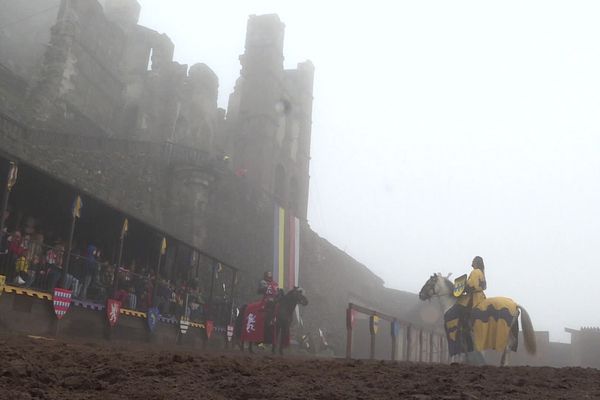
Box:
[138,1,600,342]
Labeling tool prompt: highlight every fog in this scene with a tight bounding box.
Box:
[138,1,600,342]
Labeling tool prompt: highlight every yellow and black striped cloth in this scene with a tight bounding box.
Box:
[445,296,518,356]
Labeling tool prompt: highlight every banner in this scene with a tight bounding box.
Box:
[120,218,129,240]
[370,315,380,335]
[53,288,72,319]
[6,162,17,191]
[273,206,300,289]
[71,196,83,219]
[107,299,121,327]
[160,237,167,255]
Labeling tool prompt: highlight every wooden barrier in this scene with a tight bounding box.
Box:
[345,303,448,362]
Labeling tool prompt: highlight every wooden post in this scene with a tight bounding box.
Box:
[439,335,444,363]
[429,333,434,363]
[418,329,423,362]
[0,161,17,246]
[345,307,353,359]
[153,237,166,306]
[226,270,238,349]
[113,218,127,295]
[370,330,376,360]
[206,263,217,320]
[61,195,82,288]
[405,325,411,361]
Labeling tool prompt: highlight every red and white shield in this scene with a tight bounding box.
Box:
[206,320,214,339]
[106,299,122,327]
[53,288,72,320]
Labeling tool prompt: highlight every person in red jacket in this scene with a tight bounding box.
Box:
[257,271,280,346]
[258,271,279,301]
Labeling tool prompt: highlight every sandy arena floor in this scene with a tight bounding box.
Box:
[0,335,598,399]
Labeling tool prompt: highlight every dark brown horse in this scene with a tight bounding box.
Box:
[235,287,308,355]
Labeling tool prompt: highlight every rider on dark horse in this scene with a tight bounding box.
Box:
[257,271,280,344]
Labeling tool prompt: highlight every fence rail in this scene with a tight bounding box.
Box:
[346,302,448,363]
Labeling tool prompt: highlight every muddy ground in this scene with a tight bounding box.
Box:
[0,335,598,400]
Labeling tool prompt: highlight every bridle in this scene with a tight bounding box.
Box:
[421,274,452,300]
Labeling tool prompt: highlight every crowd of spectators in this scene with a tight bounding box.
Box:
[0,217,212,323]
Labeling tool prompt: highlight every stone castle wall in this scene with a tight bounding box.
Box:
[0,0,430,352]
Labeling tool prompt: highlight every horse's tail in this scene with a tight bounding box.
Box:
[518,305,536,355]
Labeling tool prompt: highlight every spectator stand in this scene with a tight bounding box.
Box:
[0,156,240,346]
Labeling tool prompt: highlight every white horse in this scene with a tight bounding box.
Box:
[419,273,536,366]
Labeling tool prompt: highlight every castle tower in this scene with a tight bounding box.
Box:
[226,14,314,220]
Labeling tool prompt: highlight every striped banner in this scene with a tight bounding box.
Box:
[273,206,300,289]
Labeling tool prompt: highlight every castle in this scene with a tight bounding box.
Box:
[2,1,598,367]
[0,0,430,356]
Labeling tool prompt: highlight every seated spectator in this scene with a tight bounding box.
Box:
[45,242,62,291]
[156,279,173,316]
[27,232,44,263]
[114,287,130,306]
[90,262,114,303]
[26,255,44,288]
[45,243,79,293]
[7,230,26,281]
[14,253,29,286]
[189,286,205,322]
[80,245,99,300]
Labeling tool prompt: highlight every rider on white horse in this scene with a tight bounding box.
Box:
[419,257,536,366]
[454,256,488,364]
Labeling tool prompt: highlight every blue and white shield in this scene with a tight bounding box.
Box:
[391,320,401,337]
[147,307,159,332]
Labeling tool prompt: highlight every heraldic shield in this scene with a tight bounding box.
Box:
[205,320,214,339]
[147,307,159,332]
[453,274,468,298]
[53,288,73,319]
[106,299,121,327]
[180,317,190,335]
[226,324,234,342]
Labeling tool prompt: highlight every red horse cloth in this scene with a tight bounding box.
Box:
[241,301,266,343]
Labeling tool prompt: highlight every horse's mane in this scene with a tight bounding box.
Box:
[438,274,455,294]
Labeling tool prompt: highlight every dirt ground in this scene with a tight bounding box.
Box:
[0,335,598,400]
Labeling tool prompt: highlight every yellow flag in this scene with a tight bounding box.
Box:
[72,195,83,219]
[6,162,17,191]
[121,218,129,239]
[160,237,167,255]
